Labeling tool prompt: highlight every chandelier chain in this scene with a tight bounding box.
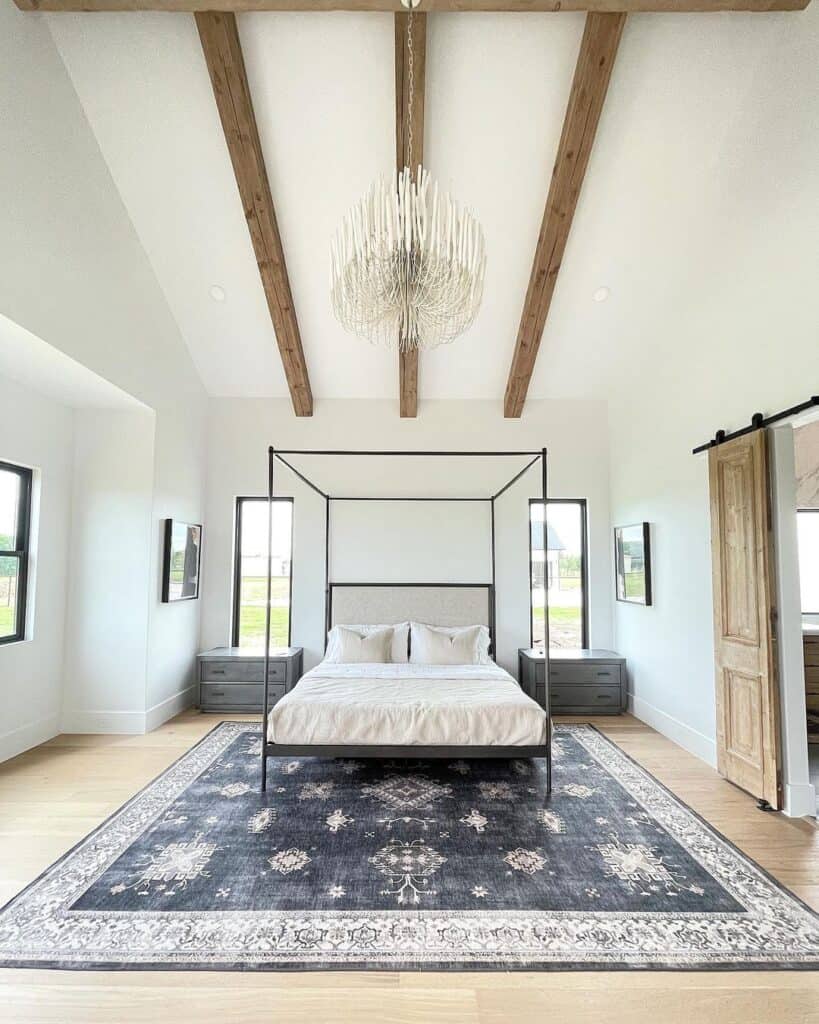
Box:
[406,7,414,168]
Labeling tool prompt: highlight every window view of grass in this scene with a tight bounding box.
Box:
[531,502,585,649]
[237,575,290,648]
[0,551,17,637]
[235,499,293,649]
[0,604,14,638]
[532,604,582,647]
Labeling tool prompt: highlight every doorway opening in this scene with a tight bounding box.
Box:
[771,414,819,818]
[793,423,819,812]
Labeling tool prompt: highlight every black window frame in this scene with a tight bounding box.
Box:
[0,460,33,646]
[797,507,819,615]
[528,497,589,650]
[232,496,294,648]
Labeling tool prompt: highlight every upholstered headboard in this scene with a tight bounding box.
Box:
[328,583,494,649]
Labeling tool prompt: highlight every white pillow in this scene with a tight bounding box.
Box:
[410,622,492,665]
[325,622,409,663]
[334,626,393,664]
[409,622,486,666]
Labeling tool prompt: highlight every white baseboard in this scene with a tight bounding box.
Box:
[61,686,197,736]
[0,713,60,764]
[145,686,197,733]
[783,782,817,819]
[61,708,147,735]
[629,695,817,819]
[628,693,718,767]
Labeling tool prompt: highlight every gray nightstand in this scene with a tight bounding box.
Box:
[197,647,303,713]
[518,648,626,715]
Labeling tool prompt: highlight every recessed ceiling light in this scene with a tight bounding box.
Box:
[209,285,226,303]
[593,286,610,303]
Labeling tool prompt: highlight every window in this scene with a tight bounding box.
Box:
[232,497,293,648]
[529,499,588,650]
[0,461,33,645]
[797,509,819,614]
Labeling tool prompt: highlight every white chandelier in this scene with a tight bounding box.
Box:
[329,10,486,352]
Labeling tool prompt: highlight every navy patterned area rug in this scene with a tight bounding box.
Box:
[0,722,817,971]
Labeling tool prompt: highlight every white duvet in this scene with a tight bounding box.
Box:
[267,661,548,747]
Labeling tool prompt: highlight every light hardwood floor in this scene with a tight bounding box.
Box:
[0,711,817,1024]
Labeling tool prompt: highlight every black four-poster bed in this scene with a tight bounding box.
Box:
[259,448,552,794]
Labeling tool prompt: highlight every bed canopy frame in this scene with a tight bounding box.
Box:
[260,448,551,792]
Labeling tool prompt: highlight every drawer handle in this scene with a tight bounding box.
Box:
[211,691,225,697]
[596,671,612,677]
[211,668,226,675]
[595,694,614,701]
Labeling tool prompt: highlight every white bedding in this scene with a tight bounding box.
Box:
[267,661,548,747]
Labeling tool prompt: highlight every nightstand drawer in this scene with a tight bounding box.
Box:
[200,682,285,707]
[549,664,620,686]
[550,684,621,708]
[200,660,284,683]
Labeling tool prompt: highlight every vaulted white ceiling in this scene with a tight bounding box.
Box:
[47,7,818,404]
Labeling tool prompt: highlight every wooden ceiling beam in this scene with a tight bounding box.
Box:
[504,12,625,418]
[15,0,810,13]
[196,11,313,416]
[395,10,426,419]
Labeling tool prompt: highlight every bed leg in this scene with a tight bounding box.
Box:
[545,724,552,798]
[261,740,267,793]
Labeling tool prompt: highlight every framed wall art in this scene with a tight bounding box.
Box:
[162,519,202,603]
[615,522,652,606]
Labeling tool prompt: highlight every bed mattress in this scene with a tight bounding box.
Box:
[267,662,548,747]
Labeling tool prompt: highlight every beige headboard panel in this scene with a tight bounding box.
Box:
[329,584,492,635]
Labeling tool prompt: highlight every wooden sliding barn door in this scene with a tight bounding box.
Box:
[708,430,782,808]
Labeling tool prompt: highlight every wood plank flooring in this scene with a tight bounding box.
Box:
[0,712,816,1024]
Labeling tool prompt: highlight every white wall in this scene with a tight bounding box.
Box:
[329,502,493,584]
[61,410,156,733]
[0,376,73,762]
[0,4,207,735]
[609,407,719,764]
[201,398,613,674]
[145,402,207,722]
